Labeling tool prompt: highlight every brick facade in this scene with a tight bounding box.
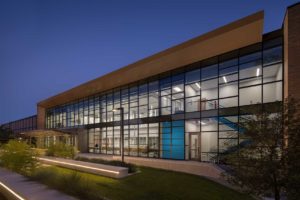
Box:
[284,3,300,100]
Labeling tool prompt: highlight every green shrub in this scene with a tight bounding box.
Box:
[76,157,138,173]
[34,148,47,156]
[31,167,104,200]
[46,142,76,159]
[0,140,38,175]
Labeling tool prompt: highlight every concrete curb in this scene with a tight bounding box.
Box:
[78,153,224,179]
[38,156,129,178]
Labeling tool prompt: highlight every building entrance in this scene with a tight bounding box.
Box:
[190,133,201,161]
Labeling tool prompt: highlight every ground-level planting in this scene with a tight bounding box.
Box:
[31,165,253,200]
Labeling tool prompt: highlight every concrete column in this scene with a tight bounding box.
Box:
[284,3,300,100]
[37,106,46,129]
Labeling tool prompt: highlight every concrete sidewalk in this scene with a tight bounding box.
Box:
[0,167,77,200]
[78,153,224,179]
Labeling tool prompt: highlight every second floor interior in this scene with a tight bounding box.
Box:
[45,32,283,130]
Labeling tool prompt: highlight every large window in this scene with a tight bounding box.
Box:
[160,77,172,115]
[149,81,159,117]
[149,123,159,158]
[121,88,129,120]
[130,87,138,119]
[129,125,138,156]
[139,124,148,157]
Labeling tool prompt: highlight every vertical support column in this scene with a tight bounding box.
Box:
[120,107,124,163]
[284,3,300,100]
[37,106,46,129]
[283,3,300,148]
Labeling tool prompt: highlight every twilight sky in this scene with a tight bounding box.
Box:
[0,0,298,124]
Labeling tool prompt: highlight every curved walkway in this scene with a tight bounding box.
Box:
[78,153,224,179]
[0,168,77,200]
[77,153,238,190]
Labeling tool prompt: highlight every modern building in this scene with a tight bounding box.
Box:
[2,3,300,163]
[1,115,37,135]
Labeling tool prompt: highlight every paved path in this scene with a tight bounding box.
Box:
[0,167,77,200]
[77,153,240,190]
[78,153,224,179]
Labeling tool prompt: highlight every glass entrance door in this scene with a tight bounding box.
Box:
[190,133,201,161]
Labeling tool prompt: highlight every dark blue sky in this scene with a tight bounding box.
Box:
[0,0,298,124]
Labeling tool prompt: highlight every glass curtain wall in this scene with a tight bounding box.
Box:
[3,115,37,135]
[46,37,283,162]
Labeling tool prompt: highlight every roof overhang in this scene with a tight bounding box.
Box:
[38,11,264,109]
[22,129,78,137]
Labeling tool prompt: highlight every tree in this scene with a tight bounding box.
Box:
[283,100,300,200]
[223,100,300,200]
[46,141,77,159]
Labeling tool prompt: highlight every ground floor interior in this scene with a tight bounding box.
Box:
[86,110,259,162]
[25,104,280,163]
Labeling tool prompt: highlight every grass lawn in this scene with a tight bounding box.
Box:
[31,165,253,200]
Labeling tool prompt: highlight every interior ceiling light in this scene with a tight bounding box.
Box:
[195,82,201,89]
[222,76,227,83]
[256,68,260,76]
[173,86,182,92]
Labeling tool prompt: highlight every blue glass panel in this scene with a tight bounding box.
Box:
[162,139,171,145]
[172,127,184,138]
[172,139,184,146]
[171,120,184,159]
[172,120,184,127]
[163,150,171,159]
[161,122,171,127]
[162,127,171,134]
[171,147,184,160]
[162,122,171,158]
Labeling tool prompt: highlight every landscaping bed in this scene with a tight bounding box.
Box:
[0,140,254,200]
[30,165,254,200]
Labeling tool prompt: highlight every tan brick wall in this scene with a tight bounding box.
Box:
[284,4,300,100]
[37,106,45,129]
